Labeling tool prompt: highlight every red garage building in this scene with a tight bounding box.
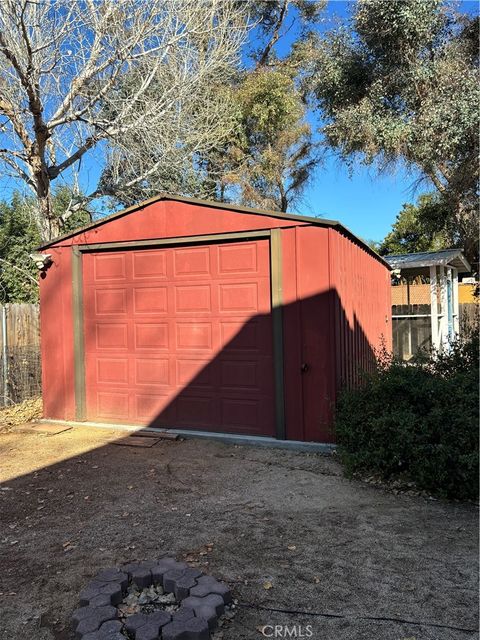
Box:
[38,194,391,444]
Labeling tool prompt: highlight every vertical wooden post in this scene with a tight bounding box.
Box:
[72,246,86,421]
[406,276,412,358]
[446,267,453,343]
[439,265,447,350]
[2,305,8,406]
[452,268,459,335]
[429,266,439,351]
[270,229,286,440]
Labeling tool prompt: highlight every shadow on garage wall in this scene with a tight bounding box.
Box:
[134,289,381,444]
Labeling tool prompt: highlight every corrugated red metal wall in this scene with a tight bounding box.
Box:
[39,246,76,420]
[288,226,335,442]
[280,225,391,443]
[328,227,392,390]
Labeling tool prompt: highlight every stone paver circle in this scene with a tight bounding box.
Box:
[72,558,232,640]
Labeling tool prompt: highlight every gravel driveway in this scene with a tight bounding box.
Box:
[0,425,478,640]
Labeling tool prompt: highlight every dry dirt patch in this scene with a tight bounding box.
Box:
[0,425,477,640]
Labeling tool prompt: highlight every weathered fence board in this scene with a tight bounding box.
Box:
[0,304,41,406]
[0,303,40,348]
[459,302,479,332]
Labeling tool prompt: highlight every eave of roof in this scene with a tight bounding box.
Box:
[385,248,471,272]
[38,192,390,268]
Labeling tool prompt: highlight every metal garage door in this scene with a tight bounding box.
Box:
[82,239,275,436]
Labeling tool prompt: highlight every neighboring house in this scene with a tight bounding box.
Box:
[36,193,391,444]
[385,249,471,360]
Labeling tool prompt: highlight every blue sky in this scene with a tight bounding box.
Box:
[298,159,421,243]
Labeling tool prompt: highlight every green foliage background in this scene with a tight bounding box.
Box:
[0,188,90,302]
[378,193,449,255]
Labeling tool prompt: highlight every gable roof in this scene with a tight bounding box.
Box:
[38,192,390,268]
[384,248,470,272]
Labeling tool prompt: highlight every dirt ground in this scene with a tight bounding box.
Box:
[0,425,478,640]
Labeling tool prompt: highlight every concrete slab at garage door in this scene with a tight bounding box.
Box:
[82,239,275,436]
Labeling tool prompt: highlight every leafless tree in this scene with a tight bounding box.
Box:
[0,0,249,241]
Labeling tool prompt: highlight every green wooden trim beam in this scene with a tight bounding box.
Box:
[71,246,86,421]
[75,230,272,253]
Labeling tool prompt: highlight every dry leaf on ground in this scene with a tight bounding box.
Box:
[0,396,42,432]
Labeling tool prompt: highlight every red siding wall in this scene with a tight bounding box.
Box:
[54,200,305,247]
[281,227,304,441]
[328,227,392,390]
[41,200,308,422]
[40,247,76,420]
[279,225,391,443]
[292,226,336,443]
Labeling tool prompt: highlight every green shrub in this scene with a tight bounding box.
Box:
[335,330,479,500]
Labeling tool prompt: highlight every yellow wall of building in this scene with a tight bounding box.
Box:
[392,283,478,305]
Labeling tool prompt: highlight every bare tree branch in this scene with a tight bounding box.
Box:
[0,152,36,190]
[0,0,250,240]
[258,0,289,67]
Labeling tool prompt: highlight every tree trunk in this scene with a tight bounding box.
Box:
[278,181,288,212]
[37,192,61,243]
[31,154,61,242]
[456,205,478,273]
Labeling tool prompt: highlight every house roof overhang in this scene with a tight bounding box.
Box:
[385,249,471,273]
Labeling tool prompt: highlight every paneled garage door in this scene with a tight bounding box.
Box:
[82,239,275,436]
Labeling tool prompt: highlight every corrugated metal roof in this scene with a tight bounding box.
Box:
[37,192,390,268]
[385,249,470,271]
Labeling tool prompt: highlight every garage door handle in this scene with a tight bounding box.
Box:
[301,363,309,373]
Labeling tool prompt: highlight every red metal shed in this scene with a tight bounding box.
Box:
[38,194,391,443]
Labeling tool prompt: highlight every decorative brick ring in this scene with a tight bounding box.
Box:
[71,558,233,640]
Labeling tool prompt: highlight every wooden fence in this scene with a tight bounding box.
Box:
[460,302,479,332]
[0,303,41,406]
